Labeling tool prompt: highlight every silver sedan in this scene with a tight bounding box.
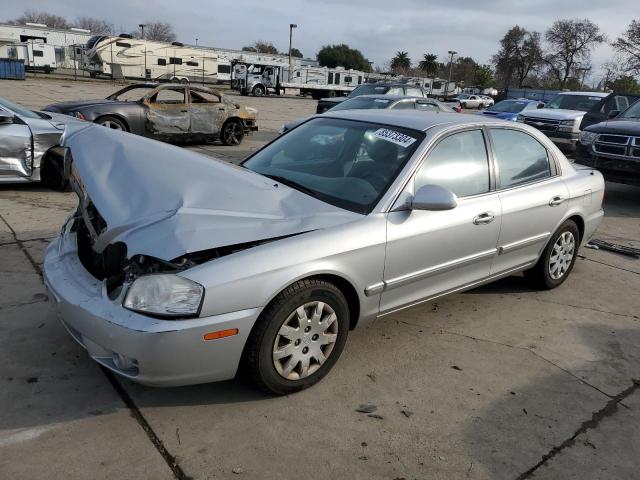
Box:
[43,111,605,394]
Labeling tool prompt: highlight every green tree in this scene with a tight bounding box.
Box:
[492,26,543,89]
[418,53,438,76]
[612,20,640,76]
[317,44,371,71]
[607,75,640,94]
[474,65,494,88]
[390,51,411,73]
[289,47,303,58]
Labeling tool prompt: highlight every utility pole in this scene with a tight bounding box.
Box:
[195,38,198,46]
[444,50,457,99]
[288,23,297,82]
[139,24,147,79]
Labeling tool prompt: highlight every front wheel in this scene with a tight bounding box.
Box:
[525,220,579,289]
[242,279,350,395]
[220,120,244,146]
[252,85,265,96]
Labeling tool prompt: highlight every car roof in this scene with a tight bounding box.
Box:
[556,91,608,97]
[321,109,497,132]
[352,94,434,100]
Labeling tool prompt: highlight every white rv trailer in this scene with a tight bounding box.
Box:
[82,35,219,82]
[232,61,367,98]
[0,42,57,72]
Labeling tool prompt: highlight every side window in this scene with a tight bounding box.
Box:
[416,101,439,112]
[406,87,423,97]
[490,129,551,188]
[387,87,404,96]
[150,88,186,104]
[415,130,489,198]
[392,100,415,110]
[190,90,220,103]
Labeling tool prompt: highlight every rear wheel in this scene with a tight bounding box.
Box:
[180,78,189,84]
[242,279,349,395]
[252,85,265,97]
[525,220,579,289]
[95,115,127,131]
[220,119,244,146]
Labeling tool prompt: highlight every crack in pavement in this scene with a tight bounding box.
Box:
[441,330,614,399]
[514,379,640,479]
[529,296,639,320]
[0,296,48,310]
[0,210,189,479]
[0,236,55,248]
[577,255,640,276]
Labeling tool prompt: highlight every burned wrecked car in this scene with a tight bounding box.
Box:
[44,111,604,395]
[43,83,258,145]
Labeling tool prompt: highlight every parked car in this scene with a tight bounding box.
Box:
[453,94,487,109]
[516,91,608,151]
[43,83,258,145]
[0,96,81,190]
[44,111,604,394]
[579,92,640,130]
[576,99,640,186]
[480,99,545,121]
[479,95,495,107]
[316,83,426,113]
[281,95,456,134]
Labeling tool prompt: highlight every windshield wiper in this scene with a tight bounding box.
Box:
[261,174,320,198]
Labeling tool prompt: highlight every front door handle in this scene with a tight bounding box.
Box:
[549,195,566,206]
[473,212,495,225]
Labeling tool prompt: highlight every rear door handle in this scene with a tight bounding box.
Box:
[549,195,566,206]
[473,212,495,225]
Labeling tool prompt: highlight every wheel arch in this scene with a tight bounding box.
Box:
[566,213,585,243]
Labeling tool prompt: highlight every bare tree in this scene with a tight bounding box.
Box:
[612,20,640,76]
[493,26,543,89]
[544,19,605,89]
[9,9,69,28]
[74,16,113,34]
[133,22,176,42]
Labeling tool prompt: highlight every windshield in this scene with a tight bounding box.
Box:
[243,118,424,214]
[545,94,603,112]
[619,100,640,119]
[329,97,392,111]
[488,100,529,113]
[347,84,390,98]
[0,97,40,119]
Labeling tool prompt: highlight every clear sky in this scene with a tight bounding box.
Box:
[2,0,636,83]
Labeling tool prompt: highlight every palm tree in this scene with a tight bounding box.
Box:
[391,51,411,73]
[418,53,439,76]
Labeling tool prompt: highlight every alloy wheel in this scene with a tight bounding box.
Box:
[224,123,241,145]
[272,301,339,380]
[100,120,124,130]
[548,231,575,280]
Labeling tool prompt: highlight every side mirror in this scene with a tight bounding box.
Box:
[607,109,620,119]
[0,111,14,125]
[411,184,458,211]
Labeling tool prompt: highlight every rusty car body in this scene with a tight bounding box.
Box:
[43,83,258,145]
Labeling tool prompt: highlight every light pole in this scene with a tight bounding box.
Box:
[444,50,457,99]
[288,23,297,81]
[139,24,147,79]
[195,38,198,46]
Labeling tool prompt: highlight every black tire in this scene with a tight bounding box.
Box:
[462,102,467,109]
[40,151,68,191]
[220,119,245,146]
[180,78,189,85]
[478,103,484,110]
[252,85,265,97]
[95,115,128,131]
[326,90,337,98]
[242,279,350,395]
[525,220,580,290]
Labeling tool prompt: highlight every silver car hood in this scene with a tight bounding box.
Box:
[62,124,360,261]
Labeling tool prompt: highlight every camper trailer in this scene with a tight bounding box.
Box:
[0,42,56,72]
[82,35,219,82]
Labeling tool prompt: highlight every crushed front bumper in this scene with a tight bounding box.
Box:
[43,229,261,387]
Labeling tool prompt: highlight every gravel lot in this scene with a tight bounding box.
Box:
[1,78,639,480]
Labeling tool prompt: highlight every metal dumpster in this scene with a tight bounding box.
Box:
[0,59,26,80]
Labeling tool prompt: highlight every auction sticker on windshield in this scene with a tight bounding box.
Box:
[373,128,417,148]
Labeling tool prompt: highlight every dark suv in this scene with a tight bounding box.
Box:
[316,83,426,113]
[579,92,640,130]
[576,99,640,186]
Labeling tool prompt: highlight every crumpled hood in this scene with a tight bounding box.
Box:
[62,124,360,261]
[522,108,586,121]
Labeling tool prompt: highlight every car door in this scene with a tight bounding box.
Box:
[144,86,190,136]
[188,88,226,135]
[381,129,501,314]
[0,108,33,177]
[488,127,569,275]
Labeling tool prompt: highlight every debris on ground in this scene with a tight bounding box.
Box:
[366,372,377,382]
[401,410,414,418]
[27,377,38,383]
[367,414,384,420]
[356,404,377,413]
[451,365,462,371]
[232,467,244,474]
[585,239,640,258]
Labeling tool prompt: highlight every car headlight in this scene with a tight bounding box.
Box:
[123,274,204,318]
[580,130,598,145]
[558,119,576,132]
[516,114,525,123]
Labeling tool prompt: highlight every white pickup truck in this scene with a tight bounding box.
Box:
[516,91,608,152]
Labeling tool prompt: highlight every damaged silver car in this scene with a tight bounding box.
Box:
[44,111,605,394]
[0,97,80,190]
